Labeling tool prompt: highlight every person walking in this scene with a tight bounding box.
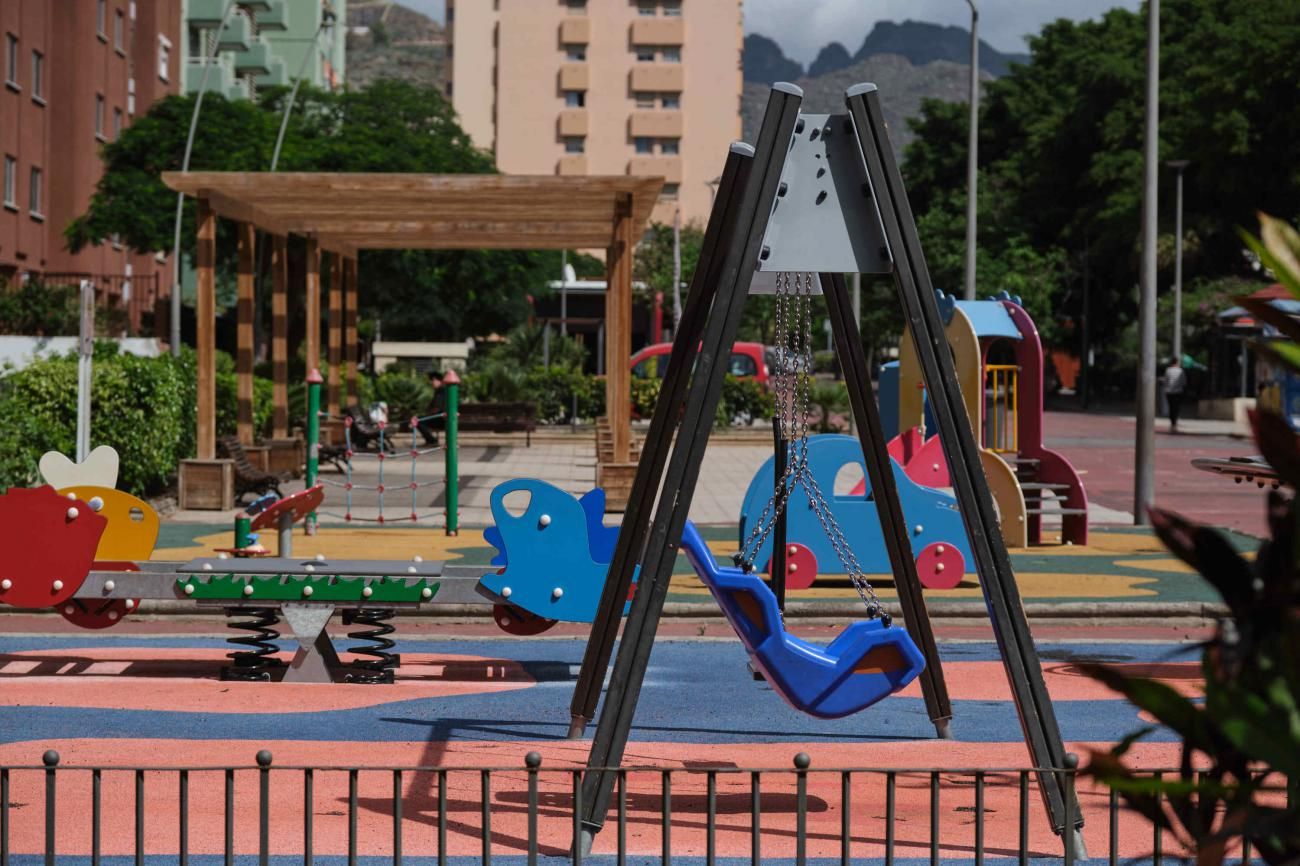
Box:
[1163,358,1188,432]
[417,370,447,446]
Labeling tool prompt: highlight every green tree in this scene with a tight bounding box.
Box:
[66,80,570,341]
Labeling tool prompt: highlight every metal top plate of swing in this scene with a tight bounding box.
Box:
[751,112,893,283]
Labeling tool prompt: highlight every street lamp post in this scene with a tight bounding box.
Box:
[270,8,337,171]
[169,1,240,356]
[1167,160,1190,363]
[962,0,979,301]
[1135,0,1160,524]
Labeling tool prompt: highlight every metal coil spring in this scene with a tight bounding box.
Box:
[342,608,400,684]
[220,607,285,682]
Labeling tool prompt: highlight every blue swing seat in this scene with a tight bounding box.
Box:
[679,522,926,719]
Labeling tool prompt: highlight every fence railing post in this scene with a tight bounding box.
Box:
[525,753,540,866]
[794,753,809,866]
[42,751,58,866]
[257,750,272,866]
[443,370,460,536]
[305,370,322,535]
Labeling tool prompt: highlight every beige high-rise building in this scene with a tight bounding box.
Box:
[446,0,743,227]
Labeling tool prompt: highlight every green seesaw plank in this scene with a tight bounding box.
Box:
[177,573,441,603]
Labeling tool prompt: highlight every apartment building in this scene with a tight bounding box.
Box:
[0,0,182,331]
[180,0,347,99]
[446,0,743,226]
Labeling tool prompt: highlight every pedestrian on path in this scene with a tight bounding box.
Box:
[1164,359,1188,432]
[418,370,447,446]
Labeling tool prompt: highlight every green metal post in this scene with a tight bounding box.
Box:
[443,369,460,536]
[306,368,323,535]
[234,516,252,550]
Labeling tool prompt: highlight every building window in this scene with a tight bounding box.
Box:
[97,0,108,39]
[114,10,125,53]
[157,35,171,81]
[662,0,682,15]
[4,33,17,89]
[662,46,681,63]
[564,45,586,61]
[113,107,123,139]
[662,93,680,109]
[28,167,42,218]
[661,138,680,155]
[564,90,585,108]
[661,183,679,199]
[95,95,106,140]
[565,0,586,13]
[31,51,43,102]
[637,1,656,15]
[634,91,655,109]
[635,46,656,63]
[3,156,16,210]
[634,137,654,155]
[563,136,585,154]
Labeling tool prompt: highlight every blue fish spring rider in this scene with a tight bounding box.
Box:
[693,272,925,718]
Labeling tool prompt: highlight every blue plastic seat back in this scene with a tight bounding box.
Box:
[679,522,925,719]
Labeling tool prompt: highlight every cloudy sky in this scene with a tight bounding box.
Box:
[401,0,1140,61]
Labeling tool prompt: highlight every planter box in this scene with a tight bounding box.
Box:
[596,462,639,512]
[266,438,304,478]
[244,444,270,473]
[179,459,235,511]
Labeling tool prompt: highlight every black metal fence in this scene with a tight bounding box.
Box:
[0,752,1255,865]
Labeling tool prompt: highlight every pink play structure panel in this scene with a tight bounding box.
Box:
[251,485,325,531]
[767,542,818,590]
[915,541,964,590]
[0,486,106,608]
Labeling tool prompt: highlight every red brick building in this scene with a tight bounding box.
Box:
[1,0,181,334]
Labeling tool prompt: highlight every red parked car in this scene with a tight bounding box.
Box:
[630,341,771,385]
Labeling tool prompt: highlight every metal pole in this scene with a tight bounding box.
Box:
[963,0,979,301]
[305,368,322,535]
[1134,0,1159,524]
[443,370,460,535]
[270,10,336,171]
[169,0,239,356]
[851,271,861,435]
[77,281,94,462]
[560,251,568,337]
[1168,160,1189,362]
[672,209,683,330]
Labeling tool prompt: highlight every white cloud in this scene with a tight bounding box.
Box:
[743,0,1141,65]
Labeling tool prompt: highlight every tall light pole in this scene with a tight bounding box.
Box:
[169,0,240,356]
[270,8,337,171]
[1134,0,1160,524]
[962,0,979,301]
[1167,159,1189,363]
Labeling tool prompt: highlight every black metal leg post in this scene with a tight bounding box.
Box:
[574,84,805,856]
[567,142,757,739]
[770,415,788,610]
[845,84,1081,846]
[821,271,953,738]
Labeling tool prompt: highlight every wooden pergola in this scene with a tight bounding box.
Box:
[163,172,662,495]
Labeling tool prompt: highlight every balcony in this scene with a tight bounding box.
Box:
[226,76,251,101]
[630,18,684,45]
[559,64,589,91]
[557,156,588,176]
[256,1,290,31]
[184,56,237,96]
[559,17,589,44]
[233,40,271,76]
[627,156,681,184]
[216,12,252,53]
[186,0,228,27]
[629,110,682,138]
[629,64,683,92]
[241,0,273,11]
[558,110,588,137]
[256,58,289,88]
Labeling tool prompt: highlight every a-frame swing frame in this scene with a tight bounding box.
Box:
[568,82,1085,857]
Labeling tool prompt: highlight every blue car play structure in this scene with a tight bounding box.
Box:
[480,478,925,718]
[737,434,975,582]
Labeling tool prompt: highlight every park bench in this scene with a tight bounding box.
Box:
[218,436,290,503]
[458,401,538,447]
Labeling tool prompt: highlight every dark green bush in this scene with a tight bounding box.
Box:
[373,370,433,424]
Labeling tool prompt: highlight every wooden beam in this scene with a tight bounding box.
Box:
[327,251,343,416]
[271,235,289,438]
[344,257,359,407]
[305,236,321,375]
[236,222,256,445]
[316,234,614,250]
[196,197,217,461]
[605,193,634,464]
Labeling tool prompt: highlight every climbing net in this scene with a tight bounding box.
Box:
[317,411,447,524]
[735,272,888,623]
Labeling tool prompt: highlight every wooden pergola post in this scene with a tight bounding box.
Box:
[305,236,321,375]
[327,251,343,416]
[236,222,256,445]
[196,197,217,461]
[271,235,289,438]
[605,193,634,464]
[344,256,359,406]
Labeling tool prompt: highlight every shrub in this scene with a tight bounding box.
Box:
[373,370,433,424]
[631,377,661,419]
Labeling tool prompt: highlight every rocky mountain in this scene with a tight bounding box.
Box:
[742,34,805,86]
[346,1,446,91]
[741,54,988,155]
[808,42,852,78]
